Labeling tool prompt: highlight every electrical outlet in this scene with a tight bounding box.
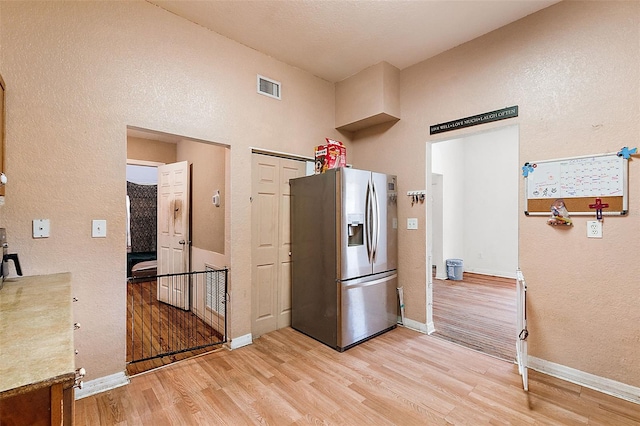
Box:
[587,220,602,238]
[407,218,418,230]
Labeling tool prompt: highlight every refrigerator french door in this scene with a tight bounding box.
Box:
[290,167,398,351]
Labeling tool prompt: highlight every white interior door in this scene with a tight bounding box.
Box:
[277,159,304,328]
[516,269,528,391]
[157,161,190,310]
[251,154,305,337]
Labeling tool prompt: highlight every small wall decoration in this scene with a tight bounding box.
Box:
[617,146,638,159]
[588,198,609,221]
[522,162,536,178]
[547,199,572,226]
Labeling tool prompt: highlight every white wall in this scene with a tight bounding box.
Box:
[432,125,518,278]
[430,173,444,279]
[432,138,465,273]
[126,165,158,185]
[463,126,518,277]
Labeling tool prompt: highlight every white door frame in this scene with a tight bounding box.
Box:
[425,123,520,336]
[425,142,436,334]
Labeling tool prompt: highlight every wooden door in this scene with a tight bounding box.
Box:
[251,154,305,337]
[157,161,190,310]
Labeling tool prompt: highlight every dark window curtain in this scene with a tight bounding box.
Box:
[127,181,157,253]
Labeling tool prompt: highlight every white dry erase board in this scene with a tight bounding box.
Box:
[524,152,628,216]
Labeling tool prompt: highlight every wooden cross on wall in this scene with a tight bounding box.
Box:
[589,198,609,220]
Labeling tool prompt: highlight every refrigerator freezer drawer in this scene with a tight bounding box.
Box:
[339,272,398,350]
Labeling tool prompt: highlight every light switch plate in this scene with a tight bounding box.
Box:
[33,219,50,238]
[92,220,107,238]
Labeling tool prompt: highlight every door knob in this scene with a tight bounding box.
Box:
[179,240,186,245]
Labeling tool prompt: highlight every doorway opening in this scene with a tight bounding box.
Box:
[125,126,230,375]
[427,125,518,361]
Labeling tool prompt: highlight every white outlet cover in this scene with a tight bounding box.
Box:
[407,218,418,230]
[33,219,50,238]
[92,219,107,238]
[587,220,602,238]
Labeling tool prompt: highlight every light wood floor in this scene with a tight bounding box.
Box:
[76,326,640,425]
[432,272,516,362]
[127,279,224,376]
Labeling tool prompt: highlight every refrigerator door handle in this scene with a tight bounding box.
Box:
[365,180,373,263]
[371,178,379,262]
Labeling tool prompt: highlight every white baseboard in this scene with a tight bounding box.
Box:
[426,321,436,334]
[400,317,430,334]
[528,356,640,405]
[75,371,129,400]
[230,333,252,349]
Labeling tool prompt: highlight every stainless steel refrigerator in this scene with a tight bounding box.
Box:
[290,167,398,351]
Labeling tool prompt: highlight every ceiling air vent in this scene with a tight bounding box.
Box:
[257,75,281,100]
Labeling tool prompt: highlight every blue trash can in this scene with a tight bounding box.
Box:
[446,259,464,280]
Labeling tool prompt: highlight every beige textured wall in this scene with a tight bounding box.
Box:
[350,1,639,387]
[127,137,176,164]
[0,1,341,381]
[335,61,400,132]
[382,62,400,119]
[176,139,226,254]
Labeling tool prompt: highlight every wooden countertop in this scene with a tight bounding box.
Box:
[0,273,75,397]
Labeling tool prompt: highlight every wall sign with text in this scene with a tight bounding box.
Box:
[430,106,518,135]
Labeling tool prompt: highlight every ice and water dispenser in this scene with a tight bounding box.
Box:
[347,214,364,246]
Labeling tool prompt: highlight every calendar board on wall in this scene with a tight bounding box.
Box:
[524,153,628,215]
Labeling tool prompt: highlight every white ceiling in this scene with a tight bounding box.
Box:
[148,0,559,83]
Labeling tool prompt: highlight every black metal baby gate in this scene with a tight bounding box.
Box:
[127,268,228,365]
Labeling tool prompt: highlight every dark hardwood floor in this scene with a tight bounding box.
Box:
[76,326,640,425]
[432,272,517,362]
[127,279,224,376]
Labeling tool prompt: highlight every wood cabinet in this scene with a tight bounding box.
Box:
[0,381,74,426]
[0,274,76,425]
